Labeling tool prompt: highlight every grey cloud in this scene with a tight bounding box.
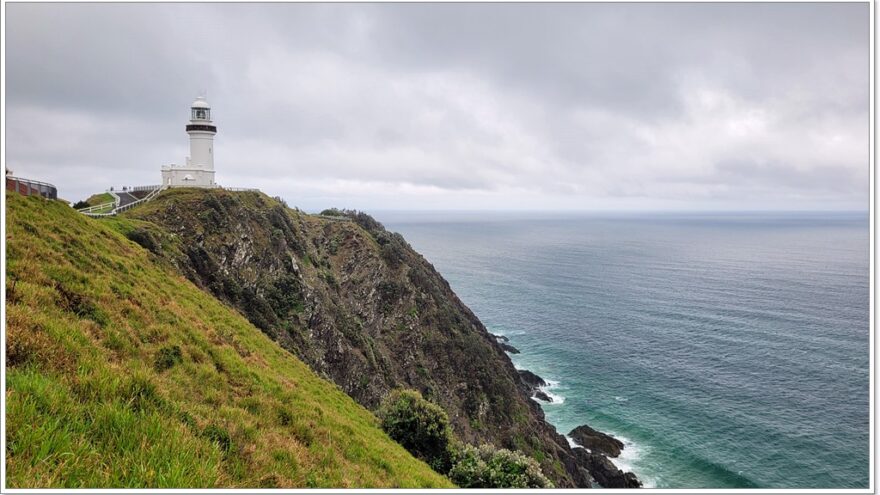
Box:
[4,3,869,210]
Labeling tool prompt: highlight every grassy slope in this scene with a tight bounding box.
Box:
[75,193,115,214]
[84,192,113,205]
[5,193,452,489]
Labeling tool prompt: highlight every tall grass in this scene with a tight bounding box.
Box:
[5,193,452,488]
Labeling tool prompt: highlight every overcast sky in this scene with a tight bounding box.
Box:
[5,3,869,211]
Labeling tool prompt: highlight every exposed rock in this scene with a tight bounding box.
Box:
[517,369,547,388]
[572,448,641,488]
[499,342,521,354]
[534,390,553,403]
[493,333,510,342]
[518,370,552,402]
[569,424,624,458]
[551,437,593,488]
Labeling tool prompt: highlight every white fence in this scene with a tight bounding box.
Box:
[79,185,164,217]
[223,187,260,192]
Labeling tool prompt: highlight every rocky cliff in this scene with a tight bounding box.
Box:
[122,189,593,486]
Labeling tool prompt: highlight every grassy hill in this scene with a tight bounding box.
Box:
[5,193,452,488]
[83,192,113,206]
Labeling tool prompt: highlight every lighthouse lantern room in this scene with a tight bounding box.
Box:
[161,96,218,188]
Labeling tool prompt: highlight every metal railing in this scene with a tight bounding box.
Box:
[130,185,161,192]
[6,176,58,200]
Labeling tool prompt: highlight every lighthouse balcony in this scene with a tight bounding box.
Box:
[186,124,217,133]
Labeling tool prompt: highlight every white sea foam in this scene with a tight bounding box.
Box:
[565,435,586,450]
[537,379,565,404]
[532,378,565,405]
[614,395,628,403]
[609,435,657,488]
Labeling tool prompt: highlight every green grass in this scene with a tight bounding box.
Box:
[84,192,113,206]
[5,193,452,489]
[82,193,115,213]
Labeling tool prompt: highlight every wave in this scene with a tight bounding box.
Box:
[540,380,566,404]
[528,379,565,405]
[612,435,654,487]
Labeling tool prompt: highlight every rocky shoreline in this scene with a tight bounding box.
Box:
[494,333,643,488]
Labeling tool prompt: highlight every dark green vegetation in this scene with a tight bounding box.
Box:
[122,188,592,487]
[377,389,552,488]
[377,389,455,472]
[5,193,452,488]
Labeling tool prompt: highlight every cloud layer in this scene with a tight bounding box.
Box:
[5,3,869,210]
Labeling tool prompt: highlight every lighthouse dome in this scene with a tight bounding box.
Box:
[191,97,210,109]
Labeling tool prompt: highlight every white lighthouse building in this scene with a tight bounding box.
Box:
[161,96,218,188]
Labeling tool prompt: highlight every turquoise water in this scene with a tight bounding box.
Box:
[379,212,870,489]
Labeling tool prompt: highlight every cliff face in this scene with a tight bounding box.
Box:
[123,189,591,487]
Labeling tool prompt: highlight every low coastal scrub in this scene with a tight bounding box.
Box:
[5,193,451,488]
[377,389,552,488]
[448,444,552,488]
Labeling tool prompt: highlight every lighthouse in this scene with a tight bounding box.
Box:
[161,96,218,188]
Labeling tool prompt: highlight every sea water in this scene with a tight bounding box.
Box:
[379,211,869,489]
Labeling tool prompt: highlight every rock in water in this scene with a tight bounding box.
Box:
[518,369,547,388]
[534,390,553,403]
[499,342,521,354]
[518,369,552,402]
[493,333,510,342]
[569,424,625,458]
[572,449,642,488]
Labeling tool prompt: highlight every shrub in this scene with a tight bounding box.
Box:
[377,389,454,472]
[277,407,293,426]
[448,444,553,488]
[153,345,183,372]
[203,424,233,455]
[126,228,161,255]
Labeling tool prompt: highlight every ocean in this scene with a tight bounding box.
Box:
[378,211,870,489]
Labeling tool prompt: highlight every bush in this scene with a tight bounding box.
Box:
[126,228,161,255]
[153,345,183,372]
[448,444,553,488]
[202,424,233,454]
[377,389,454,472]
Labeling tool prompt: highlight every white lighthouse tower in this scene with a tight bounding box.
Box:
[161,96,218,188]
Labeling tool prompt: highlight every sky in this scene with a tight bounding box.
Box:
[4,3,870,211]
